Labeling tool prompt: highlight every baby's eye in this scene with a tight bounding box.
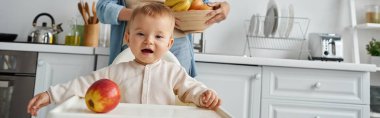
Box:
[155,35,164,39]
[137,32,144,36]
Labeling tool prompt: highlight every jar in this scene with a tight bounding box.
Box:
[65,18,81,46]
[366,5,380,23]
[65,31,81,46]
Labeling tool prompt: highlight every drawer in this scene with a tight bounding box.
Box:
[262,66,370,104]
[261,99,369,118]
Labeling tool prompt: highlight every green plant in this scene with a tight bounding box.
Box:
[367,38,380,56]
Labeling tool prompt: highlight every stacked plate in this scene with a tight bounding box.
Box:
[258,0,294,38]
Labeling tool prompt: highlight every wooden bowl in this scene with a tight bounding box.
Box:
[174,10,213,32]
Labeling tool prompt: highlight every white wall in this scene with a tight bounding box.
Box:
[0,0,379,64]
[0,0,97,44]
[204,0,380,64]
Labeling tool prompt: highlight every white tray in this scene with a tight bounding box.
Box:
[47,96,232,118]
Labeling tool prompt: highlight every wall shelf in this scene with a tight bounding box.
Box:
[356,23,380,30]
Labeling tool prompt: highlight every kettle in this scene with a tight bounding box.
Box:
[27,13,62,44]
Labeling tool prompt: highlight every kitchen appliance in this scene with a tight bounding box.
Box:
[308,33,344,61]
[371,86,380,113]
[27,13,63,44]
[0,33,17,42]
[0,50,37,118]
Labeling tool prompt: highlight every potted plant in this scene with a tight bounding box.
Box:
[367,38,380,66]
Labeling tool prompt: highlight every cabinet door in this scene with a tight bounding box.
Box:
[262,99,369,118]
[262,66,370,104]
[95,55,109,70]
[195,62,261,118]
[34,52,95,118]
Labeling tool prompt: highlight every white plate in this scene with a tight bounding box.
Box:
[285,4,294,38]
[263,0,279,37]
[271,0,279,37]
[278,5,289,38]
[254,13,260,36]
[248,14,257,36]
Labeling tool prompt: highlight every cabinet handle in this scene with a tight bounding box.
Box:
[38,60,45,66]
[313,82,321,89]
[254,74,261,80]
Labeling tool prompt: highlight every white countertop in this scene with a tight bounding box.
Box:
[0,42,376,72]
[0,42,94,54]
[94,47,109,55]
[195,53,377,72]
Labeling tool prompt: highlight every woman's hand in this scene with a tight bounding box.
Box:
[27,92,51,116]
[205,1,230,25]
[199,90,221,110]
[118,8,133,21]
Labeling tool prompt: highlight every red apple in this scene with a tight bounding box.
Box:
[85,79,121,113]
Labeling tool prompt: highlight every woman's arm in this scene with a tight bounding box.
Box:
[96,0,133,24]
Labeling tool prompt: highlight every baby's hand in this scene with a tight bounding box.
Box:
[27,91,51,116]
[200,90,221,110]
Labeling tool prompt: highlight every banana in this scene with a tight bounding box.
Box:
[170,0,192,11]
[165,0,181,7]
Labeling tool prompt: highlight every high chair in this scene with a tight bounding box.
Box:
[112,48,180,65]
[111,48,193,106]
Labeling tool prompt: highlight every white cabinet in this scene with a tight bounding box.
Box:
[34,52,95,118]
[262,99,369,118]
[94,47,110,70]
[261,66,370,118]
[195,62,261,118]
[95,55,109,70]
[262,66,369,104]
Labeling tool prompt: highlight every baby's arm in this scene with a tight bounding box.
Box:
[26,66,113,116]
[173,68,221,110]
[27,92,50,116]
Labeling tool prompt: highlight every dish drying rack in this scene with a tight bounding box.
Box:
[244,16,310,59]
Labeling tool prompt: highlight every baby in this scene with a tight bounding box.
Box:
[27,2,221,116]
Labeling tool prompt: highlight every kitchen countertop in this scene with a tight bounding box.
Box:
[94,47,109,55]
[0,42,376,72]
[195,53,377,72]
[0,42,94,54]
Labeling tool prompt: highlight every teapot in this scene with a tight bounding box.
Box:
[27,13,63,44]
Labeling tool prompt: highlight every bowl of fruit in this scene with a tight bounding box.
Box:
[165,0,214,32]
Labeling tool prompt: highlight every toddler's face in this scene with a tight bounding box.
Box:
[126,14,174,65]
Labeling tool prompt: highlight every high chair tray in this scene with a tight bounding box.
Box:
[47,96,232,118]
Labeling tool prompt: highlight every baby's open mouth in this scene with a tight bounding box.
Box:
[141,49,154,53]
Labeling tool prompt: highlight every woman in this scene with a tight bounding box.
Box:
[96,0,229,77]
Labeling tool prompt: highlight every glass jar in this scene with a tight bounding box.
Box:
[366,5,380,23]
[65,18,81,46]
[65,32,80,46]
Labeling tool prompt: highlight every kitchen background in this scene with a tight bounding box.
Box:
[1,0,380,80]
